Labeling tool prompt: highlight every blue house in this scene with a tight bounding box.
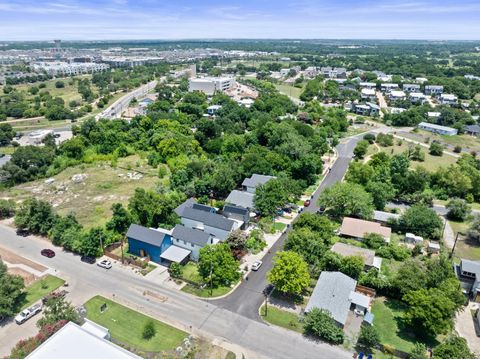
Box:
[126,224,172,264]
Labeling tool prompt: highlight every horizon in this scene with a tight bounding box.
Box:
[1,0,479,41]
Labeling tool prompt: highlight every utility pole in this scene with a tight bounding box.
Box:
[264,291,268,316]
[450,232,464,259]
[209,260,213,297]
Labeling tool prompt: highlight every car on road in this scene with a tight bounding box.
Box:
[40,249,55,258]
[15,303,42,324]
[97,259,112,269]
[303,199,311,207]
[42,290,68,304]
[251,260,263,271]
[81,255,96,264]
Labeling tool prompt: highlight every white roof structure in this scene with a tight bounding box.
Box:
[427,112,441,118]
[349,291,371,309]
[160,245,191,263]
[361,88,376,96]
[80,319,110,339]
[390,90,406,98]
[26,322,141,359]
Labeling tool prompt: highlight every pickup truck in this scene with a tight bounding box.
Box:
[42,290,68,304]
[15,303,42,324]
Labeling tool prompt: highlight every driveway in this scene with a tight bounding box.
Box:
[455,302,480,356]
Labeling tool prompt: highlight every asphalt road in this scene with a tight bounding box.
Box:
[0,226,352,359]
[213,133,365,321]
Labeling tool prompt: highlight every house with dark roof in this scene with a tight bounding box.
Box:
[126,224,172,264]
[225,190,254,210]
[465,125,480,137]
[454,259,480,300]
[170,224,214,260]
[222,204,250,229]
[242,174,276,193]
[180,206,238,240]
[174,198,215,217]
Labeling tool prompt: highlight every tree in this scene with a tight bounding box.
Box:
[399,205,443,239]
[366,180,395,210]
[37,297,80,329]
[392,259,427,297]
[0,259,25,318]
[77,227,106,257]
[55,81,65,88]
[226,230,246,251]
[318,182,374,219]
[284,227,328,268]
[267,251,310,296]
[142,320,156,340]
[433,335,474,359]
[254,179,290,217]
[0,123,16,146]
[403,287,457,336]
[446,198,471,221]
[198,244,240,287]
[363,133,376,144]
[353,140,369,159]
[340,255,364,279]
[303,308,344,344]
[106,203,132,234]
[168,262,182,278]
[364,233,386,250]
[410,343,428,359]
[49,213,82,246]
[357,325,380,349]
[429,141,444,156]
[14,198,56,235]
[0,199,16,218]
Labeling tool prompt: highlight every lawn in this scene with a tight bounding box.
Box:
[179,262,236,298]
[273,222,287,232]
[370,140,457,171]
[20,274,65,310]
[371,297,436,353]
[402,129,480,154]
[260,305,304,334]
[274,84,303,99]
[84,295,187,352]
[0,155,162,228]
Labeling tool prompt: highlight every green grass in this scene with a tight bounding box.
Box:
[274,84,303,99]
[181,283,233,298]
[369,141,457,171]
[403,129,480,154]
[260,305,304,333]
[84,296,187,351]
[371,297,437,353]
[180,262,203,283]
[435,199,480,211]
[20,275,65,310]
[225,352,236,359]
[273,222,287,232]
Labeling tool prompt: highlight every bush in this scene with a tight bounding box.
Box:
[357,325,380,349]
[0,199,16,218]
[363,133,376,144]
[446,198,471,221]
[376,133,394,147]
[429,141,443,156]
[364,233,385,249]
[453,145,462,153]
[354,140,369,159]
[304,308,344,344]
[55,81,65,88]
[142,320,156,340]
[168,262,183,278]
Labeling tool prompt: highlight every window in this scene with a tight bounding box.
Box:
[191,243,194,247]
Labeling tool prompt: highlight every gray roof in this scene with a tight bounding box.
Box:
[242,174,276,189]
[225,190,254,209]
[305,272,357,325]
[465,125,480,134]
[192,203,215,212]
[174,198,196,216]
[373,210,400,223]
[461,259,480,277]
[0,155,11,168]
[126,224,167,247]
[223,204,250,222]
[182,207,235,231]
[172,224,211,246]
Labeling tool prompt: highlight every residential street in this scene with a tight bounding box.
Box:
[213,133,366,320]
[0,226,352,359]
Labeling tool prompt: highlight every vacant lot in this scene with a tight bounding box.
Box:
[367,140,457,171]
[20,274,65,310]
[401,129,480,154]
[85,295,187,352]
[274,84,303,99]
[0,155,162,228]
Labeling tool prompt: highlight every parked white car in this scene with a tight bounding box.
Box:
[251,260,263,271]
[97,259,112,269]
[15,303,42,324]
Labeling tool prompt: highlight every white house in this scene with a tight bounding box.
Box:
[403,84,421,93]
[405,233,424,245]
[439,94,458,105]
[381,83,399,93]
[418,122,458,136]
[359,82,376,89]
[170,224,214,261]
[389,90,406,101]
[425,85,444,96]
[361,88,377,101]
[179,207,238,241]
[242,174,276,194]
[409,92,426,103]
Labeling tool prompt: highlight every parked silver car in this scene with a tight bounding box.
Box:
[15,303,42,324]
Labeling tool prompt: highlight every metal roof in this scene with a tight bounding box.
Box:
[126,224,167,247]
[373,210,400,223]
[160,245,191,263]
[461,259,480,276]
[181,207,235,231]
[172,224,211,246]
[174,197,196,216]
[349,291,371,308]
[465,125,480,134]
[331,242,375,267]
[225,190,254,209]
[241,174,275,189]
[26,322,141,359]
[305,272,357,325]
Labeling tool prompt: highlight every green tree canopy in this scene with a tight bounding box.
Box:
[318,182,374,219]
[198,244,240,288]
[267,251,310,296]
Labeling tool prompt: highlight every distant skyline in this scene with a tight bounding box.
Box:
[0,0,479,41]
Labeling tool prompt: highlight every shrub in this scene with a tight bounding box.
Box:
[429,141,443,156]
[168,262,183,278]
[363,133,376,144]
[453,145,462,153]
[0,199,16,218]
[357,325,380,349]
[142,320,156,340]
[446,198,471,221]
[303,308,344,344]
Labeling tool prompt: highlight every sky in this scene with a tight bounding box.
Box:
[0,0,479,41]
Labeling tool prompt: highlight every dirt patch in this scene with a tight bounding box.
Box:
[8,267,38,285]
[0,246,47,272]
